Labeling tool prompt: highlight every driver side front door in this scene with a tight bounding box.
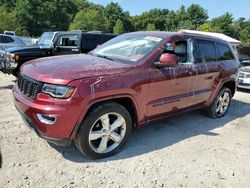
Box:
[53,34,81,55]
[146,39,196,118]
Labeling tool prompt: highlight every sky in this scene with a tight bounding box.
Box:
[89,0,250,19]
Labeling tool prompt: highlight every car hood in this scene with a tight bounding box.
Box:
[5,44,50,53]
[239,66,250,73]
[0,44,25,50]
[21,54,132,85]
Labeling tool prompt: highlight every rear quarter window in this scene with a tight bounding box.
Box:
[215,42,234,61]
[197,40,216,63]
[82,34,102,49]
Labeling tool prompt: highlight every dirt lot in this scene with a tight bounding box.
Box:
[0,73,249,188]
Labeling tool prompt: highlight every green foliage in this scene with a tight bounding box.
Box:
[0,1,249,44]
[186,4,208,29]
[70,9,108,31]
[146,23,156,31]
[240,23,250,44]
[104,2,132,32]
[198,13,250,42]
[198,23,214,32]
[15,0,77,36]
[132,8,169,31]
[105,2,123,32]
[0,6,27,35]
[209,13,234,36]
[0,0,17,8]
[113,19,125,34]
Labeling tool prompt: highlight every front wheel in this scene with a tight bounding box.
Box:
[207,87,232,118]
[74,102,132,159]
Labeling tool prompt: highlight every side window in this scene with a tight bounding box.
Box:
[163,39,194,64]
[57,35,79,47]
[174,41,188,63]
[197,40,216,63]
[82,34,102,49]
[102,35,115,43]
[1,36,14,43]
[215,42,234,61]
[5,36,14,43]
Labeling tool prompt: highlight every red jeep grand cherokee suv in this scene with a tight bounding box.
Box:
[13,32,239,159]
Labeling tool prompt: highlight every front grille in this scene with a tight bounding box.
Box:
[239,83,250,87]
[239,72,250,78]
[17,74,43,99]
[238,73,245,78]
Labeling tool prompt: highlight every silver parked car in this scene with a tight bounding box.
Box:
[238,66,250,89]
[0,34,25,71]
[0,34,25,50]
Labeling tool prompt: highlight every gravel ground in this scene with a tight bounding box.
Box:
[0,73,250,188]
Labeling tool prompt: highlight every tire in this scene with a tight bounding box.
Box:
[74,102,132,159]
[207,87,232,118]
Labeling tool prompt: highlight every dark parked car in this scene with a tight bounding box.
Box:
[0,31,117,76]
[13,31,239,159]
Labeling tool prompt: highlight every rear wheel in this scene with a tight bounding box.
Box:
[74,102,132,159]
[207,87,232,118]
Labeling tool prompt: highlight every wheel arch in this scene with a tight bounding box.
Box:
[70,95,140,139]
[222,80,236,97]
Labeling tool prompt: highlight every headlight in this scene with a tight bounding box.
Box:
[42,84,75,98]
[8,53,20,61]
[4,53,19,62]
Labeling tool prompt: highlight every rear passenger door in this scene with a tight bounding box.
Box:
[191,39,221,105]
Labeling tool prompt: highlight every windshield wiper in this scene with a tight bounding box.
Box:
[88,52,116,62]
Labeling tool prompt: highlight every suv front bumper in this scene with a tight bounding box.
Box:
[0,59,18,71]
[17,108,72,146]
[0,51,18,73]
[13,83,83,146]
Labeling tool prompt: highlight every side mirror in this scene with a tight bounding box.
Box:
[154,53,178,68]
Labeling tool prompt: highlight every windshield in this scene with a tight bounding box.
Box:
[91,34,163,63]
[38,32,54,46]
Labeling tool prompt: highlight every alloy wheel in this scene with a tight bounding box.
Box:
[216,92,230,116]
[88,113,126,154]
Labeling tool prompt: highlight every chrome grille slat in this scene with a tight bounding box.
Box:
[17,74,43,99]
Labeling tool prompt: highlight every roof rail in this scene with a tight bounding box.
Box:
[68,30,86,32]
[87,31,104,34]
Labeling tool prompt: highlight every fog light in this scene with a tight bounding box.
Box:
[37,114,56,125]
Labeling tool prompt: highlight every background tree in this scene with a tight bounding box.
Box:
[15,0,76,36]
[198,23,214,32]
[164,10,178,31]
[132,9,169,31]
[0,1,249,44]
[146,23,156,31]
[104,2,132,33]
[0,0,17,8]
[209,13,234,36]
[70,8,108,31]
[186,4,208,29]
[0,6,27,35]
[113,19,125,34]
[239,23,250,44]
